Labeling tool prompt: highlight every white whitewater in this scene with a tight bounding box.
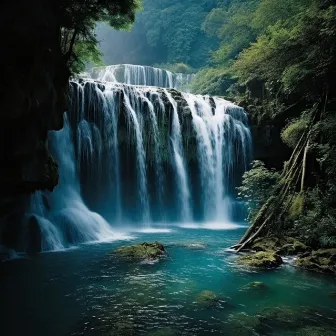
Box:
[26,65,251,252]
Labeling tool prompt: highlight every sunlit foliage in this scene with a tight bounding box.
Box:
[237,161,280,223]
[59,0,141,73]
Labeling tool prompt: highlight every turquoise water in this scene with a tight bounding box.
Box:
[1,226,336,336]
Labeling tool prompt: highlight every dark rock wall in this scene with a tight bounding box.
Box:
[0,2,69,248]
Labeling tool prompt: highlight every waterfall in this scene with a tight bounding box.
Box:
[164,89,192,222]
[87,64,194,90]
[26,115,116,251]
[182,93,251,222]
[121,85,150,223]
[24,66,251,252]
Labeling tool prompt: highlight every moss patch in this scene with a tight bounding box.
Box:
[238,251,283,268]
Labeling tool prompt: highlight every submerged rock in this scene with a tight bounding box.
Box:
[295,249,336,274]
[240,281,269,292]
[115,242,166,261]
[238,251,283,268]
[196,290,218,307]
[174,242,206,250]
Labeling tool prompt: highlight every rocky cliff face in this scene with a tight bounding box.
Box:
[0,2,69,248]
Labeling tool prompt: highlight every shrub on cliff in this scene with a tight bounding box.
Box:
[281,117,308,149]
[237,160,280,223]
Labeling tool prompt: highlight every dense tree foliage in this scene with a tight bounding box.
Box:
[195,0,336,248]
[97,0,219,68]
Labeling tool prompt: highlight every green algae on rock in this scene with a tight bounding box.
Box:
[115,242,166,261]
[238,251,283,268]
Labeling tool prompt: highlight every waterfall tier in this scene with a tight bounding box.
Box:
[86,64,195,90]
[26,77,251,251]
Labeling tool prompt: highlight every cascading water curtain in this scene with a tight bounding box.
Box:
[25,76,251,251]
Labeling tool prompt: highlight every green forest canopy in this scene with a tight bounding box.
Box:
[96,0,219,68]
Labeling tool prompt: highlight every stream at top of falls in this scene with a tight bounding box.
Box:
[1,227,336,336]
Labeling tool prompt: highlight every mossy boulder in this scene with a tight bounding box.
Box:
[238,251,283,268]
[251,237,280,252]
[277,239,309,255]
[251,236,309,255]
[115,242,166,261]
[196,290,218,307]
[313,248,336,258]
[240,281,269,292]
[295,249,336,274]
